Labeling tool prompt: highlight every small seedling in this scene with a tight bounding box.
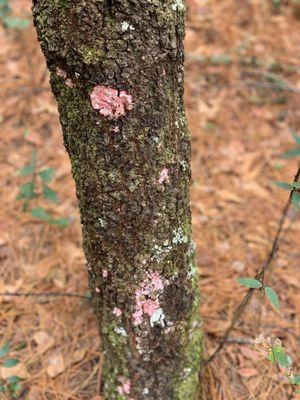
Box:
[237,277,280,309]
[0,0,30,29]
[0,343,22,399]
[17,149,70,227]
[255,336,300,392]
[274,132,300,209]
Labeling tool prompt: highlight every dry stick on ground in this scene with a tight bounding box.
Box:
[204,164,300,365]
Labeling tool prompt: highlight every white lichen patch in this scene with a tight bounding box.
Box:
[151,229,190,262]
[114,327,127,337]
[180,160,188,171]
[188,263,197,278]
[171,0,185,11]
[150,308,166,328]
[98,218,107,228]
[121,21,135,31]
[188,240,196,256]
[143,388,150,395]
[152,243,172,261]
[172,227,189,245]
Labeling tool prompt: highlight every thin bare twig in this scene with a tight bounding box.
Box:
[204,164,300,364]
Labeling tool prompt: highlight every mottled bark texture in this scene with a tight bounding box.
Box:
[32,0,202,398]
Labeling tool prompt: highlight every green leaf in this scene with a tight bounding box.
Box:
[19,163,35,176]
[0,386,6,392]
[281,147,300,158]
[19,149,37,176]
[267,344,290,368]
[237,278,262,289]
[50,217,70,227]
[292,192,300,207]
[17,182,35,200]
[4,16,30,29]
[0,343,9,357]
[291,131,300,145]
[85,291,92,300]
[273,181,293,190]
[15,342,27,351]
[265,287,280,309]
[42,185,58,203]
[10,382,22,397]
[7,376,20,384]
[293,375,300,385]
[39,167,55,183]
[277,351,290,368]
[31,207,51,222]
[3,358,19,368]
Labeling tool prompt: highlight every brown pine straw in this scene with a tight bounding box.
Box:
[204,163,300,365]
[1,165,299,369]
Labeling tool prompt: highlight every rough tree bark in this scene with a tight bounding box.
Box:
[32,0,202,398]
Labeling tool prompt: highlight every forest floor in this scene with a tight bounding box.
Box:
[0,0,300,399]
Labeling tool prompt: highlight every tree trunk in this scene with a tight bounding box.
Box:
[32,0,202,398]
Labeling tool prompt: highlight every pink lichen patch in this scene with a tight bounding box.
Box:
[56,67,67,79]
[56,68,75,88]
[113,307,122,317]
[142,299,160,317]
[65,78,75,88]
[113,126,120,133]
[102,270,108,278]
[148,271,164,291]
[95,287,100,293]
[90,85,133,119]
[158,168,170,184]
[132,271,165,326]
[117,378,131,396]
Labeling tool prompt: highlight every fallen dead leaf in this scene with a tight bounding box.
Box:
[240,346,261,361]
[33,331,55,355]
[231,260,245,272]
[238,367,259,378]
[243,182,270,199]
[70,348,86,365]
[27,385,42,400]
[1,362,30,380]
[2,279,23,302]
[47,352,65,378]
[218,190,244,203]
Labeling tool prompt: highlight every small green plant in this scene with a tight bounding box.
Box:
[0,0,30,29]
[0,343,23,399]
[255,336,300,393]
[237,278,280,309]
[273,131,300,208]
[273,0,281,9]
[17,149,70,227]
